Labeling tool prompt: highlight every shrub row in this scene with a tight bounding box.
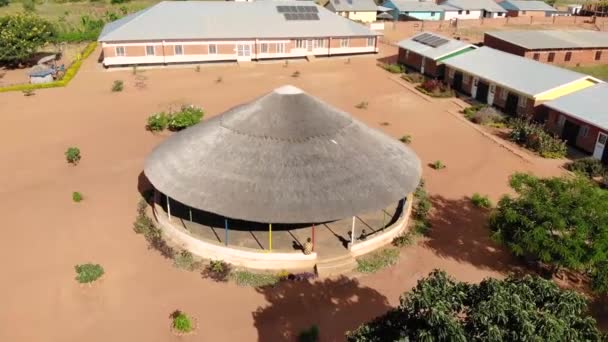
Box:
[0,42,97,93]
[509,119,567,158]
[356,248,400,273]
[415,80,454,98]
[378,63,404,74]
[147,105,204,132]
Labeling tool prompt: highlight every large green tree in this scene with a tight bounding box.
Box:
[0,13,55,65]
[347,270,604,341]
[489,173,608,288]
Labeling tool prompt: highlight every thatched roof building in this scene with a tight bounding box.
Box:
[144,85,421,223]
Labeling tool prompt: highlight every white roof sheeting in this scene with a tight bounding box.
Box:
[326,0,378,12]
[544,83,608,130]
[397,32,476,60]
[499,0,557,11]
[486,30,608,50]
[441,0,506,12]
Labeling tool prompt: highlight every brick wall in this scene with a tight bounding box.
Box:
[545,108,604,153]
[524,48,608,66]
[483,35,527,56]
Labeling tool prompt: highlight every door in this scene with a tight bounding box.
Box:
[487,84,496,105]
[561,120,580,146]
[593,132,608,160]
[307,39,313,53]
[237,44,251,61]
[452,72,463,92]
[420,57,425,75]
[505,93,518,116]
[475,81,489,103]
[471,77,479,98]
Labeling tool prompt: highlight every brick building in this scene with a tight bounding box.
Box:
[542,83,608,161]
[442,47,600,117]
[98,1,379,67]
[397,32,476,78]
[498,0,557,17]
[484,30,608,66]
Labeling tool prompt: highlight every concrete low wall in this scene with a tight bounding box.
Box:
[350,194,413,257]
[154,203,318,270]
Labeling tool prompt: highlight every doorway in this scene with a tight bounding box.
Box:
[452,72,463,92]
[561,120,580,146]
[475,81,490,103]
[505,93,518,116]
[237,44,251,61]
[594,132,607,160]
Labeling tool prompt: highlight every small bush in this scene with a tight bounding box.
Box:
[168,105,204,131]
[380,122,390,126]
[202,260,232,282]
[298,325,320,342]
[74,263,104,283]
[399,135,412,144]
[463,104,487,120]
[22,89,35,97]
[430,160,446,170]
[401,72,425,84]
[292,70,301,78]
[171,310,194,333]
[392,231,417,247]
[412,219,431,236]
[566,158,605,179]
[111,80,124,92]
[110,0,130,4]
[413,180,432,221]
[509,119,567,158]
[471,193,492,209]
[230,270,279,287]
[194,65,201,72]
[416,80,454,98]
[72,191,83,202]
[173,250,199,271]
[471,107,506,127]
[65,147,81,165]
[215,76,223,83]
[355,101,368,109]
[380,63,403,74]
[146,112,170,132]
[133,199,175,259]
[356,248,400,273]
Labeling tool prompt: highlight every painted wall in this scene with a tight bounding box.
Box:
[544,108,603,153]
[406,11,443,21]
[347,11,377,23]
[397,48,441,77]
[443,9,483,20]
[507,10,551,17]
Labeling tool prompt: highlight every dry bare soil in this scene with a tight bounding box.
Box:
[0,46,601,341]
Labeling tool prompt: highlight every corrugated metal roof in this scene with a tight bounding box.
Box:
[99,1,378,42]
[442,46,593,97]
[486,30,608,49]
[441,0,506,12]
[397,32,476,60]
[326,0,377,12]
[499,0,557,11]
[387,0,445,12]
[543,83,608,130]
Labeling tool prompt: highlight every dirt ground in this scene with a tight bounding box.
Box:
[0,45,603,342]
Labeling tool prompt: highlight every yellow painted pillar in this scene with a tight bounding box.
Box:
[269,223,272,252]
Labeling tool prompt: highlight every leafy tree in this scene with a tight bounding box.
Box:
[0,0,9,8]
[0,14,55,65]
[489,173,608,282]
[347,270,604,341]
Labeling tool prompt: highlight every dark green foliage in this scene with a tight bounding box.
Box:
[133,199,175,259]
[111,80,124,92]
[72,191,83,202]
[111,0,130,4]
[347,270,604,341]
[298,325,320,342]
[173,250,199,271]
[202,260,232,282]
[230,270,279,287]
[65,147,81,164]
[356,248,400,273]
[392,231,416,247]
[146,112,170,132]
[566,158,605,179]
[0,0,9,7]
[380,63,403,74]
[509,119,567,158]
[490,173,608,293]
[74,263,104,283]
[471,193,492,208]
[413,180,432,222]
[171,310,193,333]
[401,72,424,83]
[56,15,106,42]
[167,105,204,131]
[463,104,487,120]
[0,14,56,64]
[591,261,608,294]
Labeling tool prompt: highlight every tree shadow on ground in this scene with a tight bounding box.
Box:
[423,195,525,274]
[589,295,608,333]
[377,54,397,64]
[252,276,391,341]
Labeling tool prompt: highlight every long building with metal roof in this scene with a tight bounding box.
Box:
[484,30,608,66]
[98,1,380,66]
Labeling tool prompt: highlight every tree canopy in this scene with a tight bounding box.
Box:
[0,13,56,65]
[347,270,604,342]
[489,173,608,292]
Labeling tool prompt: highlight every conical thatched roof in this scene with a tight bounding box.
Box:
[144,85,421,223]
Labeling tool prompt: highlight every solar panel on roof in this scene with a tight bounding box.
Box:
[281,5,320,20]
[277,6,288,13]
[413,33,432,43]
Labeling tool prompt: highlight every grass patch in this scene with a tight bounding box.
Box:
[566,64,608,81]
[72,191,83,202]
[356,248,400,273]
[65,147,81,165]
[74,263,104,283]
[378,62,404,74]
[111,80,124,92]
[471,193,492,209]
[392,231,418,247]
[430,160,446,170]
[173,250,200,271]
[401,72,425,84]
[230,270,279,288]
[133,198,175,259]
[463,104,487,120]
[171,310,194,334]
[415,80,455,98]
[201,260,232,282]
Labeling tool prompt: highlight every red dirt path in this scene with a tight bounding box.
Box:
[1,47,598,341]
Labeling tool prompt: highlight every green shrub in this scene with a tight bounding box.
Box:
[173,250,199,271]
[167,105,204,131]
[392,231,417,247]
[430,160,446,170]
[171,310,193,333]
[401,72,425,84]
[463,104,487,120]
[298,325,320,342]
[74,263,104,283]
[566,158,605,179]
[413,180,432,221]
[0,0,9,7]
[111,0,130,4]
[72,191,83,202]
[230,270,279,287]
[111,80,124,92]
[380,63,403,74]
[415,80,454,98]
[202,260,232,282]
[471,193,492,208]
[591,261,608,294]
[133,199,175,258]
[470,107,506,126]
[412,219,431,236]
[356,248,400,273]
[146,112,170,132]
[399,135,412,144]
[65,147,81,165]
[509,119,567,158]
[355,101,368,109]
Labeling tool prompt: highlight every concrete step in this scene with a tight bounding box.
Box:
[315,254,357,278]
[306,54,317,62]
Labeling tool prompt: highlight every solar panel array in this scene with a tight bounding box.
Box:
[413,33,449,48]
[277,5,320,20]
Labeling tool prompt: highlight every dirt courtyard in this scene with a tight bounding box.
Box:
[0,46,599,342]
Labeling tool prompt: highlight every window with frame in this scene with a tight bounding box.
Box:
[521,10,527,14]
[145,45,155,56]
[599,133,608,145]
[405,50,409,58]
[313,39,325,49]
[533,53,540,60]
[463,74,470,84]
[276,43,285,54]
[208,44,217,54]
[340,38,349,48]
[458,10,462,14]
[115,46,125,57]
[431,11,435,16]
[518,96,528,108]
[580,125,590,138]
[500,88,508,100]
[296,39,305,49]
[260,43,268,53]
[557,115,566,127]
[497,12,504,16]
[565,52,572,62]
[466,10,470,14]
[595,50,602,61]
[367,37,375,47]
[174,45,184,55]
[548,52,555,62]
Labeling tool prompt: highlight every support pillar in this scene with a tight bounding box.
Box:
[351,216,356,247]
[224,218,229,246]
[269,223,273,252]
[166,195,171,222]
[312,223,315,251]
[189,207,192,222]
